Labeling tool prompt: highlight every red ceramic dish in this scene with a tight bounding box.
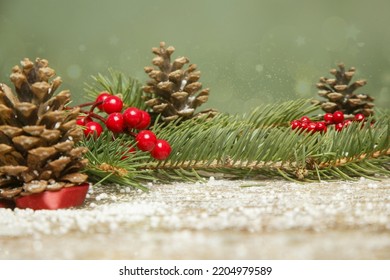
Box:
[11,183,90,210]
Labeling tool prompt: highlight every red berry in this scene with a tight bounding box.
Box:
[76,115,93,126]
[335,122,344,132]
[76,118,84,126]
[123,107,142,128]
[136,110,152,130]
[354,113,365,122]
[300,116,310,123]
[315,121,327,133]
[105,113,124,133]
[151,139,172,160]
[83,121,103,137]
[323,113,334,124]
[344,119,352,127]
[332,111,344,124]
[96,92,111,111]
[120,146,136,160]
[307,122,317,133]
[135,130,157,151]
[291,120,301,130]
[102,95,123,114]
[300,121,309,131]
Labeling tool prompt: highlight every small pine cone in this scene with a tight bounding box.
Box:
[143,42,217,123]
[0,58,88,200]
[312,63,375,117]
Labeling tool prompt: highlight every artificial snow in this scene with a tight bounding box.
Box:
[1,178,389,237]
[1,178,390,259]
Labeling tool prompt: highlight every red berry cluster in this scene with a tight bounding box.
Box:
[76,92,172,160]
[291,111,366,133]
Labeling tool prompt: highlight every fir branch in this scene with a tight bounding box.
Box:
[80,69,389,187]
[148,102,390,182]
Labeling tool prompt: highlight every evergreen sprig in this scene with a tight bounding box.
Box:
[81,71,390,189]
[84,68,147,109]
[81,131,152,190]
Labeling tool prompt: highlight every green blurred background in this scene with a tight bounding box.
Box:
[1,0,389,112]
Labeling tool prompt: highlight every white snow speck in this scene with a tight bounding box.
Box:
[180,79,187,91]
[54,122,61,129]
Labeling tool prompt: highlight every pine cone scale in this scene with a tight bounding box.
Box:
[13,135,42,151]
[23,125,45,136]
[0,143,13,154]
[0,165,28,176]
[47,157,71,177]
[23,180,47,194]
[15,103,38,124]
[60,172,88,184]
[0,187,22,198]
[0,126,23,138]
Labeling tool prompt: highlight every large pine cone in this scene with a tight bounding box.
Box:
[0,58,88,200]
[143,42,217,123]
[312,63,375,116]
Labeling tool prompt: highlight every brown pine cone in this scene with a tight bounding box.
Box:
[143,42,217,123]
[312,63,374,116]
[0,58,88,200]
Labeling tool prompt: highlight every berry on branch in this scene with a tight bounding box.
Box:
[95,92,111,111]
[291,120,301,130]
[355,113,365,122]
[136,130,157,151]
[76,115,93,126]
[78,91,171,162]
[123,107,142,129]
[315,122,327,133]
[335,122,344,132]
[106,113,125,133]
[323,113,334,124]
[300,116,310,123]
[84,121,103,137]
[151,139,172,160]
[332,111,344,124]
[102,95,123,114]
[136,110,152,130]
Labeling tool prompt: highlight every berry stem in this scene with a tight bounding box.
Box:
[67,100,103,112]
[127,131,138,138]
[79,111,106,123]
[74,101,100,108]
[89,100,103,113]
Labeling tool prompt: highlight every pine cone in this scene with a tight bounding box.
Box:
[0,58,88,200]
[143,42,217,123]
[312,63,375,116]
